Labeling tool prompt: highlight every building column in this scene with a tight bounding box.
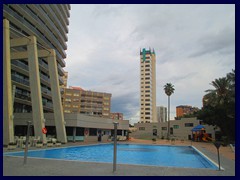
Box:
[3,19,14,145]
[73,127,76,142]
[47,49,67,143]
[27,36,46,144]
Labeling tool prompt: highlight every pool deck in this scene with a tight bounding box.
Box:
[3,138,235,176]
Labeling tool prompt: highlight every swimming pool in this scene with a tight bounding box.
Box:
[4,143,218,170]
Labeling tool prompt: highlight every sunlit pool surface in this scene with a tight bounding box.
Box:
[4,144,218,170]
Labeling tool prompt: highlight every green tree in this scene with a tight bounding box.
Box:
[198,70,235,141]
[164,83,175,139]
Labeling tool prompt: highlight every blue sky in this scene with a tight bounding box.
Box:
[65,4,235,124]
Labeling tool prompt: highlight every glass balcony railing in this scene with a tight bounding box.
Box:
[11,75,30,86]
[11,60,29,71]
[15,92,31,101]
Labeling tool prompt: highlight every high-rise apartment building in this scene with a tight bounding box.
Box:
[139,48,157,123]
[3,4,70,145]
[3,4,70,113]
[63,87,112,118]
[157,106,167,123]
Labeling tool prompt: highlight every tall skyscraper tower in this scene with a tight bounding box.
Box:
[139,48,157,123]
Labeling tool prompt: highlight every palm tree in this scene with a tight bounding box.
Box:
[205,77,230,106]
[164,83,175,139]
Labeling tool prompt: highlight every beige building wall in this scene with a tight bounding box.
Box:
[139,48,157,123]
[132,117,219,141]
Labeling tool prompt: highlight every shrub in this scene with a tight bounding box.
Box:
[37,140,43,144]
[8,142,17,145]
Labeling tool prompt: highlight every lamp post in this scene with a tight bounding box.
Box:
[113,122,119,172]
[23,121,32,165]
[213,141,222,171]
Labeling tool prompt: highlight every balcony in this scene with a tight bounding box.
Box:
[11,75,30,86]
[15,92,31,101]
[39,60,48,71]
[40,74,50,84]
[59,76,64,85]
[58,64,65,76]
[11,60,29,71]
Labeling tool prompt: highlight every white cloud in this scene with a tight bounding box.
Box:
[65,4,235,122]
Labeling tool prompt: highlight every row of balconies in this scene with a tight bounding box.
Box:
[11,63,64,86]
[14,92,53,111]
[4,5,67,64]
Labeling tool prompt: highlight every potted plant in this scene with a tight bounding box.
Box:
[47,139,53,147]
[22,141,30,149]
[55,140,61,147]
[8,142,17,150]
[36,140,43,148]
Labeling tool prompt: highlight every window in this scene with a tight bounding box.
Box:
[185,123,194,127]
[173,125,179,129]
[73,98,79,102]
[73,93,79,96]
[65,98,71,102]
[162,127,167,130]
[89,128,97,136]
[139,127,145,131]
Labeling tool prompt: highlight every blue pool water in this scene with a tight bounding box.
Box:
[4,144,218,170]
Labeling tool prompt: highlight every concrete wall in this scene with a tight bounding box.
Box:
[132,117,219,140]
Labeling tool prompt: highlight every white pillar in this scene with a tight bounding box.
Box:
[47,49,67,143]
[27,36,46,144]
[73,127,76,142]
[3,19,14,145]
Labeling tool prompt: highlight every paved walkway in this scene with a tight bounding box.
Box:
[3,139,235,176]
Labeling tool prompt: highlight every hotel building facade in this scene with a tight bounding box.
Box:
[3,4,71,145]
[139,48,157,123]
